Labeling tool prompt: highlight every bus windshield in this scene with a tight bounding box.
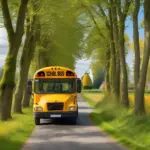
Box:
[34,78,76,94]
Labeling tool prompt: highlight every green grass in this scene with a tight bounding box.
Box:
[81,89,150,94]
[128,90,150,94]
[0,107,35,150]
[82,89,104,93]
[81,92,150,150]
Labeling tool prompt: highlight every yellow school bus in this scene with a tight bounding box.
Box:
[32,66,81,125]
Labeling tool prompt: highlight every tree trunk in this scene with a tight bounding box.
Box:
[116,58,120,98]
[14,33,36,113]
[105,46,111,92]
[13,68,28,113]
[108,5,117,94]
[0,0,29,120]
[13,12,39,113]
[13,58,32,112]
[22,80,33,107]
[119,22,129,108]
[133,0,140,86]
[13,54,32,113]
[134,0,150,115]
[111,1,120,99]
[133,0,141,114]
[115,0,131,107]
[22,88,32,108]
[0,52,17,120]
[13,31,33,113]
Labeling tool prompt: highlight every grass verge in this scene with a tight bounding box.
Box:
[0,107,35,150]
[81,92,150,150]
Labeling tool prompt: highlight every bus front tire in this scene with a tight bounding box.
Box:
[35,118,40,125]
[70,117,77,125]
[71,109,78,125]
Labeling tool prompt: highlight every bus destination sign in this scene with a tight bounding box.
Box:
[46,71,64,76]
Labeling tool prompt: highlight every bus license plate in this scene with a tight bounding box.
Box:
[50,114,61,118]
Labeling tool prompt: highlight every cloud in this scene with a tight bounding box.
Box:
[0,54,6,59]
[0,28,7,36]
[0,45,8,55]
[0,39,8,46]
[75,58,93,80]
[0,28,8,47]
[0,54,6,67]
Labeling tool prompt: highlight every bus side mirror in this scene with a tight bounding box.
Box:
[77,78,82,93]
[27,79,32,94]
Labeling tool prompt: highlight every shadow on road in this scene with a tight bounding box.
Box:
[39,111,94,126]
[22,118,126,150]
[78,106,93,109]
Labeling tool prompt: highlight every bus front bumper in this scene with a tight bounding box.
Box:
[34,111,78,119]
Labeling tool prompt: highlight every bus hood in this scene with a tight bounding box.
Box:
[39,94,72,103]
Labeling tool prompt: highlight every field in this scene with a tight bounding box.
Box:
[81,93,104,103]
[81,92,150,150]
[129,94,150,104]
[0,108,35,150]
[82,92,150,111]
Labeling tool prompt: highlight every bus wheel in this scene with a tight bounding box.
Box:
[76,108,78,118]
[35,118,40,125]
[70,117,77,125]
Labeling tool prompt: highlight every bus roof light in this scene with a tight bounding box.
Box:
[37,71,45,77]
[66,71,75,76]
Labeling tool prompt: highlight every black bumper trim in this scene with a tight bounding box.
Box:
[34,111,77,119]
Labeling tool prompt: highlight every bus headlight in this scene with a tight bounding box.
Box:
[69,97,76,104]
[34,107,43,111]
[69,106,76,111]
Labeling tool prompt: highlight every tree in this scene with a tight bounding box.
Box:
[116,0,131,107]
[0,0,29,120]
[133,0,140,87]
[79,0,112,93]
[22,79,33,107]
[91,64,105,89]
[29,0,84,76]
[13,2,40,113]
[110,0,120,98]
[134,0,150,115]
[96,1,116,93]
[0,67,3,79]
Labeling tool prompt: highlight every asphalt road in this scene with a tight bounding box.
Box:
[22,95,127,150]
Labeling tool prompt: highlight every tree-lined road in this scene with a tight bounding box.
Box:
[22,96,127,150]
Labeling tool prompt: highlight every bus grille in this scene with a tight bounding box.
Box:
[47,103,64,111]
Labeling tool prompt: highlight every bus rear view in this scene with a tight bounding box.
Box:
[32,66,81,125]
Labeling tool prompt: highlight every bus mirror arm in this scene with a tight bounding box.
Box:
[77,78,82,93]
[27,79,33,94]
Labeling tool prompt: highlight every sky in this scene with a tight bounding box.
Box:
[0,8,144,81]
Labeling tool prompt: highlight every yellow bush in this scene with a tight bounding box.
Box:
[82,73,92,87]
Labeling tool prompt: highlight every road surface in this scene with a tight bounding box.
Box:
[22,95,127,150]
